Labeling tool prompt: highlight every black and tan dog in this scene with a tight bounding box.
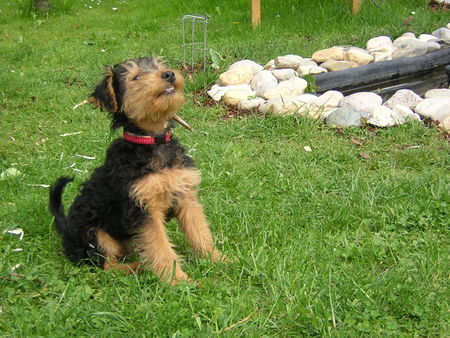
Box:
[49,56,225,284]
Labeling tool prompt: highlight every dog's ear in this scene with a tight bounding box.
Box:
[88,67,118,113]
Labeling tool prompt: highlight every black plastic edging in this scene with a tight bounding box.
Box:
[312,46,450,94]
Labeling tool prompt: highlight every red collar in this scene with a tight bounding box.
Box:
[123,131,171,145]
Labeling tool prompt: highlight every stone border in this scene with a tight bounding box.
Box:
[207,24,450,132]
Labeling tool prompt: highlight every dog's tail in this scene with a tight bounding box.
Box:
[49,177,74,235]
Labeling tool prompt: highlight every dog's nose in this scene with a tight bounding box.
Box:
[161,71,175,83]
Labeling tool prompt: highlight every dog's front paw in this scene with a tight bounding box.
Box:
[161,269,197,286]
[168,273,197,287]
[209,249,229,263]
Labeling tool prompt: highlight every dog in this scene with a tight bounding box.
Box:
[49,56,225,285]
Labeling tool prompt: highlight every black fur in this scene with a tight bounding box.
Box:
[49,56,199,269]
[49,176,73,235]
[49,134,195,267]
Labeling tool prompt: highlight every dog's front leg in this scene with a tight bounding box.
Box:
[136,209,191,285]
[131,174,192,285]
[176,190,226,262]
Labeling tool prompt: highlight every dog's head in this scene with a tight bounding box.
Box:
[88,56,187,133]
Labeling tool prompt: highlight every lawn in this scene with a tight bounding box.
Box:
[0,0,449,336]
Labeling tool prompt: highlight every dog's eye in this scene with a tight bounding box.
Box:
[132,74,141,81]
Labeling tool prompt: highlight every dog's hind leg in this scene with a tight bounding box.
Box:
[97,229,140,273]
[103,261,140,273]
[176,190,226,262]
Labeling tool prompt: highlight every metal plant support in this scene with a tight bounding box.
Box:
[182,14,209,69]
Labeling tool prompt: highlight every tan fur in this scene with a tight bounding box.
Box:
[129,167,221,284]
[121,64,185,134]
[130,168,201,210]
[97,228,129,258]
[103,261,141,274]
[97,229,141,274]
[87,95,102,110]
[176,190,225,262]
[134,217,188,284]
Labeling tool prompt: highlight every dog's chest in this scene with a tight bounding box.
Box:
[129,167,201,211]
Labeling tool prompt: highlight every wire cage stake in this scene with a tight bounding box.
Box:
[182,14,209,70]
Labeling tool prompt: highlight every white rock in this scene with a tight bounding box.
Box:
[390,108,406,125]
[217,65,254,86]
[250,70,278,97]
[325,107,370,127]
[273,101,308,115]
[425,88,450,99]
[415,98,450,122]
[418,34,441,43]
[308,105,334,119]
[384,89,423,110]
[314,90,344,109]
[312,47,345,63]
[402,32,416,39]
[207,84,252,101]
[320,108,339,120]
[207,84,225,101]
[322,108,338,119]
[274,55,304,69]
[262,94,323,117]
[371,51,392,62]
[392,36,412,44]
[297,59,317,67]
[238,97,266,110]
[265,98,286,114]
[432,27,450,42]
[344,47,374,66]
[259,97,282,114]
[439,116,450,133]
[340,92,383,114]
[368,106,396,127]
[278,98,324,118]
[291,94,318,104]
[264,59,275,70]
[297,65,328,75]
[366,36,393,53]
[263,77,308,100]
[303,104,329,119]
[271,68,297,82]
[394,33,417,44]
[228,60,263,75]
[0,168,21,180]
[223,88,255,106]
[256,83,279,98]
[426,41,441,53]
[391,104,421,122]
[392,39,428,59]
[321,60,354,72]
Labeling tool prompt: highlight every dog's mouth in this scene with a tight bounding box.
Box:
[158,84,191,130]
[163,86,175,94]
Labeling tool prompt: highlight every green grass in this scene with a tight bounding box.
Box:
[1,0,449,336]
